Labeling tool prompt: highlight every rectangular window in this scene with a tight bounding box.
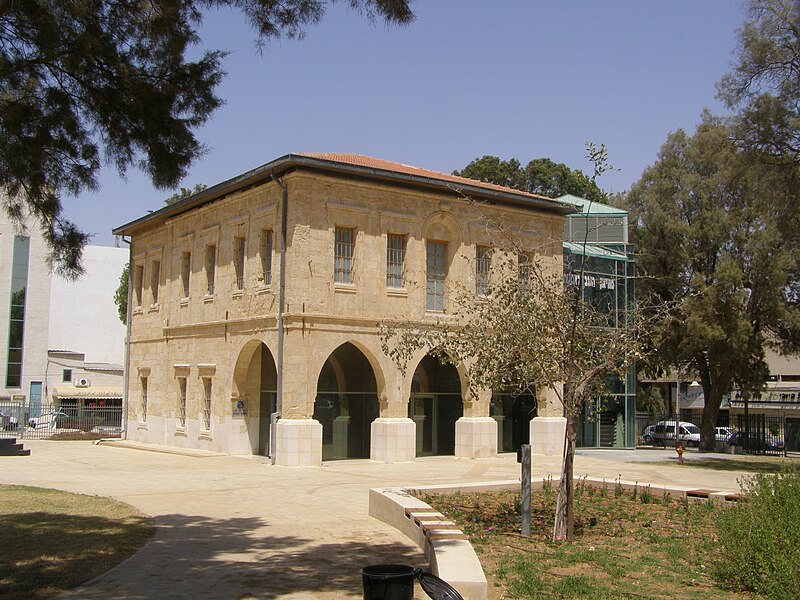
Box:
[334,227,355,284]
[234,237,246,290]
[6,235,29,388]
[202,377,212,431]
[141,376,148,422]
[261,229,273,286]
[178,377,187,427]
[150,260,160,304]
[518,252,532,291]
[62,369,72,383]
[205,245,216,295]
[426,240,447,312]
[386,233,406,288]
[475,245,491,296]
[181,252,191,298]
[134,264,144,307]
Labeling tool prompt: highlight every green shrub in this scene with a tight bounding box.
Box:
[715,468,800,599]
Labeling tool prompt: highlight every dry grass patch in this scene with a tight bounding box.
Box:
[0,485,154,599]
[421,482,756,599]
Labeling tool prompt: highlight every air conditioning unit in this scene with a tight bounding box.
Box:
[74,378,90,388]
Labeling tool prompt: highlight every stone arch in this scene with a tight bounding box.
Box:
[231,338,278,456]
[310,336,390,412]
[406,347,466,456]
[231,338,276,400]
[422,211,463,246]
[314,341,381,460]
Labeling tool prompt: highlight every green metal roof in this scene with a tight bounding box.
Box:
[563,241,631,261]
[558,194,628,216]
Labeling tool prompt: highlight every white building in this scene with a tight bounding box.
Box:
[0,212,128,414]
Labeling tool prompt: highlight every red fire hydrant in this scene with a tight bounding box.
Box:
[675,443,685,465]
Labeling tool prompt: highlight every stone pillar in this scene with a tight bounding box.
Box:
[455,417,497,458]
[370,369,417,463]
[530,417,566,457]
[530,383,566,456]
[370,418,416,463]
[274,418,322,466]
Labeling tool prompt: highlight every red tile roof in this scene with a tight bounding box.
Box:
[298,152,555,202]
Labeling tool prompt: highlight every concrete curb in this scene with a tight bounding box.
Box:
[95,438,228,458]
[369,476,741,600]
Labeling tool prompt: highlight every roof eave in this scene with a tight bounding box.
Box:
[113,154,573,236]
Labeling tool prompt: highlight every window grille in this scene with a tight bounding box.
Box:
[202,378,212,431]
[334,227,355,284]
[134,265,144,307]
[181,253,191,298]
[518,252,532,292]
[150,260,160,304]
[386,233,405,288]
[141,376,148,422]
[178,377,187,427]
[475,246,491,296]
[261,230,273,285]
[206,245,216,295]
[426,241,446,312]
[234,237,245,290]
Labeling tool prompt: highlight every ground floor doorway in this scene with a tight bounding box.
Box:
[314,343,379,460]
[491,390,537,453]
[409,354,463,456]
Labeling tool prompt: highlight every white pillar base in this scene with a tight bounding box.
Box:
[530,416,566,456]
[455,417,497,459]
[274,419,322,466]
[370,418,416,463]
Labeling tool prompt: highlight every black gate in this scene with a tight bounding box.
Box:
[733,413,786,456]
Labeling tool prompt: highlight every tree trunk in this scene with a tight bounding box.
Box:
[553,417,576,541]
[699,384,724,452]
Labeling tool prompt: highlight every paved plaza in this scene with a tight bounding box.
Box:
[0,441,749,599]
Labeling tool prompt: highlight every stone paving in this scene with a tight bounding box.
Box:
[0,441,754,599]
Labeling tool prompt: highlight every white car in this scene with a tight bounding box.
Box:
[645,421,701,446]
[715,426,735,442]
[28,411,68,429]
[0,410,18,430]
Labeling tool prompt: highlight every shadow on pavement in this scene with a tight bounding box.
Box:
[62,513,423,599]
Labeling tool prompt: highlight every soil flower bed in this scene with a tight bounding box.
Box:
[421,480,754,599]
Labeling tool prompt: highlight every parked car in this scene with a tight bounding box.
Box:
[0,410,18,430]
[643,421,701,446]
[715,426,736,442]
[28,411,68,429]
[727,432,784,451]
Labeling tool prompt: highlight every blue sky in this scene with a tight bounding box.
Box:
[65,0,745,247]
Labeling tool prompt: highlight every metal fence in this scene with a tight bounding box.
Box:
[0,401,122,440]
[733,413,788,456]
[636,411,791,456]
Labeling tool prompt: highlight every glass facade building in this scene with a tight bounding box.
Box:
[560,195,637,449]
[6,235,30,388]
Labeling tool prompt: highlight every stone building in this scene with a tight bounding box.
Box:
[113,153,573,465]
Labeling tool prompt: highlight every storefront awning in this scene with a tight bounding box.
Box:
[53,386,122,399]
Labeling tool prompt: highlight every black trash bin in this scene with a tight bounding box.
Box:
[361,565,415,600]
[361,565,464,600]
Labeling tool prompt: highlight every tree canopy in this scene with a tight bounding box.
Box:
[0,0,414,277]
[626,115,800,450]
[719,0,800,164]
[454,155,604,202]
[165,183,208,206]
